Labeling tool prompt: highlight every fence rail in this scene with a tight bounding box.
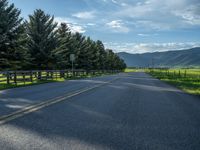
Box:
[0,69,120,85]
[148,69,200,81]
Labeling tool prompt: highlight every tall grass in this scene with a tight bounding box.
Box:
[0,71,116,90]
[124,68,138,73]
[147,69,200,95]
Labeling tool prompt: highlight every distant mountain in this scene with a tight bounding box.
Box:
[117,47,200,67]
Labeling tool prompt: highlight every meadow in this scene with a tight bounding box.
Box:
[0,70,117,90]
[124,68,138,73]
[147,69,200,95]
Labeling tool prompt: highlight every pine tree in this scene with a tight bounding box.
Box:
[75,35,93,70]
[87,39,99,70]
[25,9,58,70]
[72,32,86,69]
[55,23,73,69]
[95,40,106,70]
[0,1,126,71]
[12,23,30,70]
[82,37,96,70]
[0,0,27,70]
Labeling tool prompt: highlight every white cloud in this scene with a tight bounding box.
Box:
[54,17,86,33]
[104,42,200,53]
[72,11,95,19]
[106,20,130,33]
[137,33,158,37]
[102,0,127,6]
[121,3,128,6]
[54,17,74,25]
[70,25,86,33]
[135,20,171,31]
[115,0,200,30]
[107,20,121,28]
[111,0,118,4]
[173,4,200,25]
[87,23,96,26]
[138,33,150,37]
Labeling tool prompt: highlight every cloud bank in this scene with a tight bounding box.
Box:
[55,0,200,53]
[104,42,200,54]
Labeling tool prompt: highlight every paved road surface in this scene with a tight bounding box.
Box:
[0,75,117,116]
[0,72,200,150]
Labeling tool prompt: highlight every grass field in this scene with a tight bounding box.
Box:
[124,68,138,73]
[0,75,65,91]
[0,71,115,91]
[147,69,200,95]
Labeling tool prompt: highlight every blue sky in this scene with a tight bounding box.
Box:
[9,0,200,53]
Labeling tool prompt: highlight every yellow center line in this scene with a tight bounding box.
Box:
[0,78,119,125]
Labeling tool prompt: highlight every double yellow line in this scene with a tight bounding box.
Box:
[0,78,119,125]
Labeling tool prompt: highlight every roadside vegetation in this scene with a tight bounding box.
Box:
[0,0,126,71]
[124,68,138,73]
[0,70,118,90]
[147,69,200,95]
[0,78,64,91]
[0,0,126,90]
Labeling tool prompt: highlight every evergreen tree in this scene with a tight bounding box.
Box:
[0,0,27,70]
[95,40,106,70]
[13,23,30,70]
[75,35,94,70]
[86,39,99,70]
[83,37,96,70]
[72,32,86,69]
[25,9,58,70]
[55,23,72,69]
[0,0,126,71]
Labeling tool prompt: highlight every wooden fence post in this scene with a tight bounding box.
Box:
[59,71,62,78]
[14,71,17,85]
[50,71,52,79]
[46,71,49,80]
[38,71,41,80]
[66,70,68,78]
[56,71,57,80]
[23,72,25,85]
[6,72,10,84]
[30,71,33,82]
[3,69,120,85]
[184,70,187,78]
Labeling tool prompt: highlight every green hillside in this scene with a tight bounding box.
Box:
[118,47,200,68]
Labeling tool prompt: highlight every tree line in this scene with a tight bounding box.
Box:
[0,0,126,71]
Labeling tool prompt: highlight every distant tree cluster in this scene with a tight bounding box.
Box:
[0,0,126,71]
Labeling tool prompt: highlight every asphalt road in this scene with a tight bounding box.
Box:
[0,75,117,116]
[0,72,200,150]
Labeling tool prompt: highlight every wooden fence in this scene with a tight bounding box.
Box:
[0,70,120,85]
[149,69,200,80]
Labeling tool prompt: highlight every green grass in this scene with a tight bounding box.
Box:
[0,78,65,90]
[0,71,117,91]
[124,68,138,73]
[147,69,200,95]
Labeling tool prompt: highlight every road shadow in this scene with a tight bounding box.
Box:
[0,72,200,150]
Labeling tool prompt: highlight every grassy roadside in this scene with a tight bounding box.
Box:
[124,68,138,73]
[0,72,116,91]
[146,69,200,95]
[0,79,65,91]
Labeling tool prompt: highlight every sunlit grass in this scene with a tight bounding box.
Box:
[147,69,200,95]
[0,78,65,90]
[0,71,117,90]
[124,68,138,73]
